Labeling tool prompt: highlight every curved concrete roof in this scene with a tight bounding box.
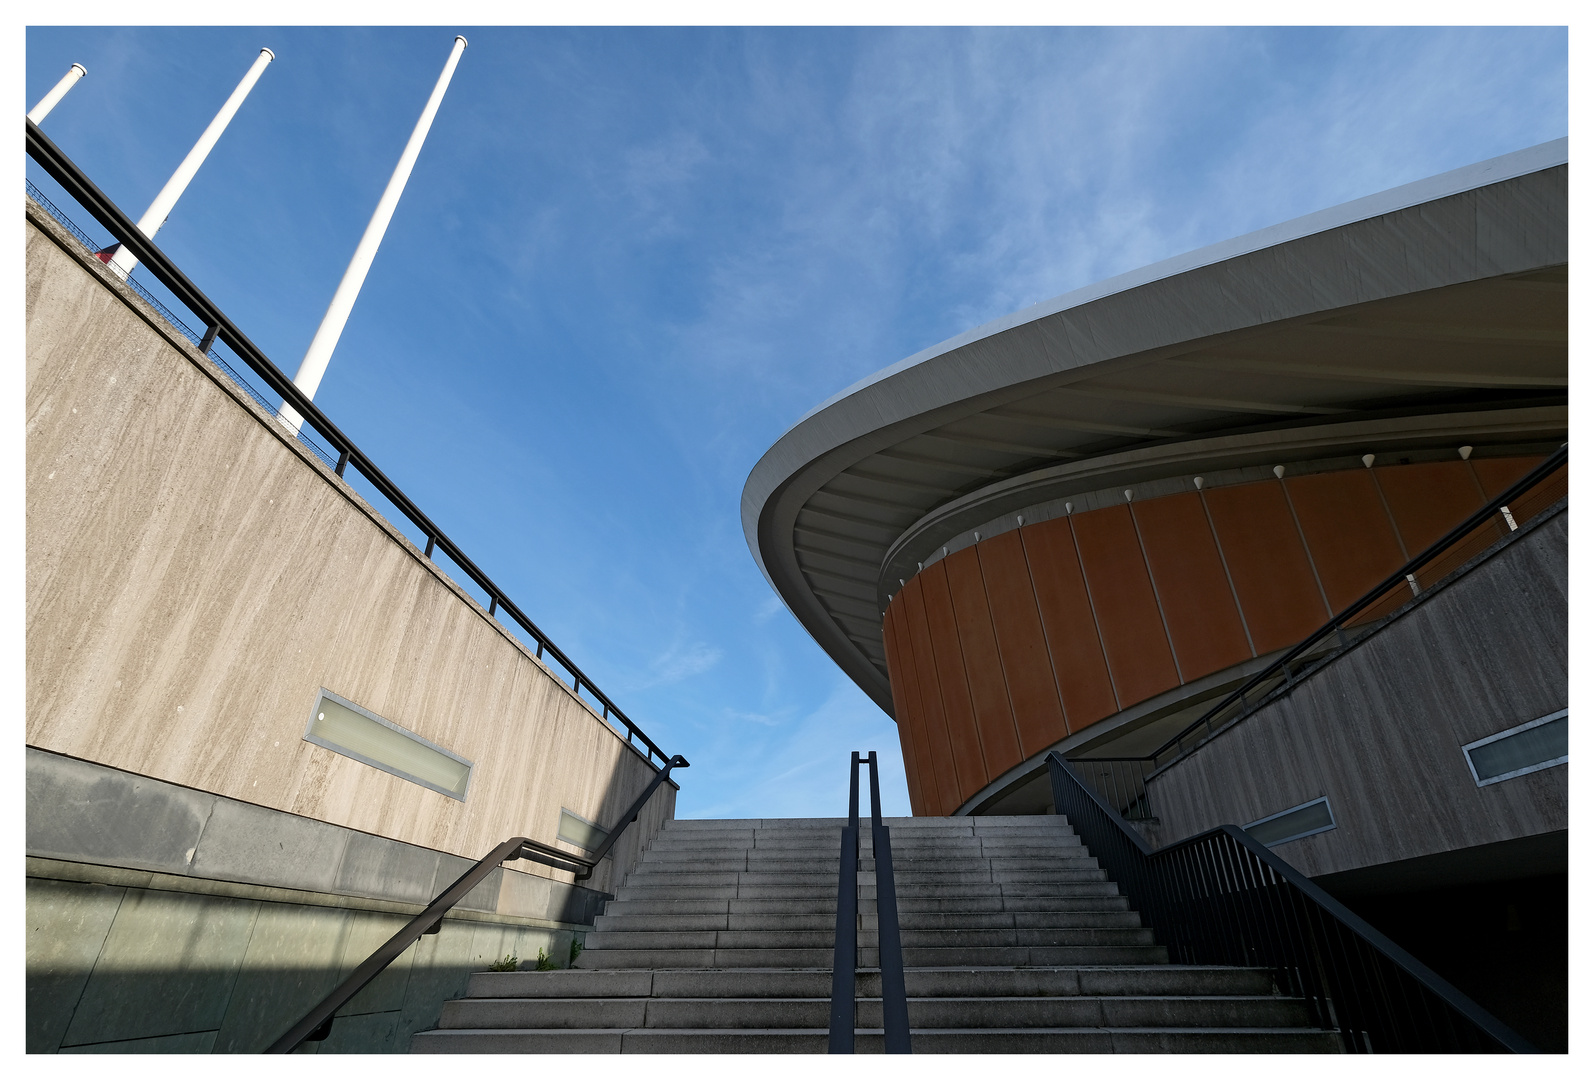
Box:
[743,140,1569,714]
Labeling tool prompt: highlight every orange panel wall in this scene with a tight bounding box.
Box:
[977,532,1069,758]
[881,603,927,816]
[1374,461,1485,554]
[918,562,991,800]
[1070,505,1181,707]
[943,548,1024,776]
[1470,456,1540,500]
[1131,493,1253,681]
[880,458,1543,814]
[1285,470,1408,612]
[1022,519,1118,731]
[899,578,959,814]
[1202,482,1329,653]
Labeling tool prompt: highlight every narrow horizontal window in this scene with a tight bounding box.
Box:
[1464,710,1568,787]
[1245,797,1336,848]
[558,808,608,852]
[304,689,472,801]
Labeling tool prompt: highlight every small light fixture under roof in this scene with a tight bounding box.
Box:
[1193,476,1204,490]
[1016,514,1024,525]
[1459,445,1474,460]
[1273,465,1286,479]
[1123,489,1133,502]
[1362,454,1376,468]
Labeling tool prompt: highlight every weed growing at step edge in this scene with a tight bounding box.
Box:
[487,953,519,972]
[534,947,556,971]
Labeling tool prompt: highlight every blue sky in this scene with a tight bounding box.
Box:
[24,26,1568,820]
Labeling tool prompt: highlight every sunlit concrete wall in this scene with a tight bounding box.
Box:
[27,202,673,884]
[26,200,675,1050]
[883,454,1541,815]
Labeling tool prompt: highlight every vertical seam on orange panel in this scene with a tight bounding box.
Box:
[882,604,924,817]
[1127,502,1185,685]
[1018,525,1074,736]
[936,561,991,792]
[1065,514,1123,712]
[1368,468,1412,562]
[1277,478,1334,619]
[1198,488,1257,657]
[1462,458,1490,503]
[901,586,950,816]
[925,562,988,802]
[973,543,1027,765]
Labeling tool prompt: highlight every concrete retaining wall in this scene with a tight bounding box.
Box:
[25,199,673,895]
[24,196,681,1051]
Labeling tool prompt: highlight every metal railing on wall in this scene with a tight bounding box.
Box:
[1047,752,1535,1053]
[26,119,672,769]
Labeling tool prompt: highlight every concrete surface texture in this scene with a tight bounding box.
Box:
[25,201,673,894]
[1145,504,1567,878]
[28,861,578,1053]
[415,816,1337,1052]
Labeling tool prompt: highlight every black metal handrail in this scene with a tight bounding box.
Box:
[25,119,670,769]
[1046,751,1534,1053]
[828,751,910,1054]
[265,754,687,1053]
[1145,445,1568,774]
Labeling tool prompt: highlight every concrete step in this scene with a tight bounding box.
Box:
[592,910,1143,933]
[412,1026,1339,1053]
[573,948,836,969]
[619,869,1107,889]
[598,894,1130,918]
[610,880,1121,902]
[463,965,1281,1002]
[438,993,1313,1032]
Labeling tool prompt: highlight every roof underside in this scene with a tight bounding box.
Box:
[744,147,1569,716]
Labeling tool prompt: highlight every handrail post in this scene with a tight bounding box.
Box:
[828,752,861,1052]
[867,751,912,1053]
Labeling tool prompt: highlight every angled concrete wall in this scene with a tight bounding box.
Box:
[25,198,679,1051]
[26,201,674,894]
[1144,503,1567,879]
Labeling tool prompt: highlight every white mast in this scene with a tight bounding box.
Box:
[28,63,88,125]
[103,47,275,280]
[278,35,468,434]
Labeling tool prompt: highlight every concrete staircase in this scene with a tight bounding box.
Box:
[412,815,1339,1052]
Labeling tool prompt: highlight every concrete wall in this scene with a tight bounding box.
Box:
[1144,504,1567,879]
[26,748,616,1052]
[25,200,674,897]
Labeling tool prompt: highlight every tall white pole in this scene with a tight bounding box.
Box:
[28,63,88,124]
[278,35,468,434]
[104,47,275,279]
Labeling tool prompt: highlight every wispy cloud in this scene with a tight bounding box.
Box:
[643,639,723,687]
